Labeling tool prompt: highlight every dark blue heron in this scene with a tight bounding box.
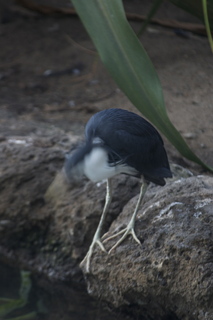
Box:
[64,108,172,272]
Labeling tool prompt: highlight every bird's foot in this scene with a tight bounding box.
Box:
[103,224,141,254]
[80,238,107,273]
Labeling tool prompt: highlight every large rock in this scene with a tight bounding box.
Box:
[81,175,213,320]
[0,135,212,319]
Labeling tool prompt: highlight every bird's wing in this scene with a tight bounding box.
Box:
[102,128,171,179]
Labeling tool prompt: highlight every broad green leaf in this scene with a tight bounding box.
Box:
[71,0,213,172]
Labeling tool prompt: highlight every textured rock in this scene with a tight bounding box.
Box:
[81,176,213,320]
[0,135,140,279]
[0,136,212,319]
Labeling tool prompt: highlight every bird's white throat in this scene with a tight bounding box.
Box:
[84,147,116,182]
[83,147,137,182]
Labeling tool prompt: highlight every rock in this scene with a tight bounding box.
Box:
[0,135,212,319]
[0,135,69,279]
[81,175,213,320]
[0,135,140,280]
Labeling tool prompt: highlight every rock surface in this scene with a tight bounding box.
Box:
[81,175,213,320]
[0,135,212,319]
[0,135,141,280]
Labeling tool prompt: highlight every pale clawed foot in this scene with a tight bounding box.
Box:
[80,238,107,273]
[103,221,141,254]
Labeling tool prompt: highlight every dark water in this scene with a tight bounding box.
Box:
[0,262,130,320]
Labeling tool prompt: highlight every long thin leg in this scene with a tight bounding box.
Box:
[80,178,112,272]
[103,177,148,254]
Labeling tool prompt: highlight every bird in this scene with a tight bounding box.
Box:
[64,108,172,272]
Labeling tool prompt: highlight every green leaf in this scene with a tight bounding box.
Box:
[71,0,213,172]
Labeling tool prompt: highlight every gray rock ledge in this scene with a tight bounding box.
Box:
[81,175,213,320]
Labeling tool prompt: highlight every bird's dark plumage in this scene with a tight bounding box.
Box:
[83,108,172,185]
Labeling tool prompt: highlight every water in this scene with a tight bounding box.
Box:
[0,262,130,320]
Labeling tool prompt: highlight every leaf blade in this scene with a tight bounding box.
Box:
[71,0,213,171]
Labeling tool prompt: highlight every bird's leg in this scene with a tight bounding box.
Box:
[103,177,148,254]
[80,178,112,273]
